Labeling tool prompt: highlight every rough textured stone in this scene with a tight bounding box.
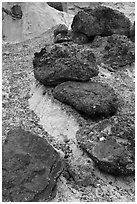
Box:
[76,115,135,175]
[70,31,89,44]
[11,5,23,19]
[90,34,135,70]
[130,21,135,42]
[101,34,135,69]
[71,6,131,37]
[54,24,68,37]
[53,81,118,118]
[33,43,98,86]
[2,128,64,202]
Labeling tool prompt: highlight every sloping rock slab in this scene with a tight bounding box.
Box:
[71,6,131,37]
[53,81,118,118]
[76,115,135,175]
[33,43,98,86]
[2,128,64,202]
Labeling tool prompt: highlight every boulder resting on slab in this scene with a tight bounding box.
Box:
[2,128,64,202]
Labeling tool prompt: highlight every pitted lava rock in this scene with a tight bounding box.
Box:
[76,115,135,175]
[101,34,135,69]
[33,43,98,86]
[71,6,131,38]
[89,34,135,70]
[53,81,118,118]
[2,128,64,202]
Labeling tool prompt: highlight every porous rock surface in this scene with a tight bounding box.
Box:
[90,34,135,70]
[33,43,98,86]
[2,128,64,202]
[71,6,131,38]
[53,81,118,118]
[76,115,135,175]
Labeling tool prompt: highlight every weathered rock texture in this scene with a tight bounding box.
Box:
[2,128,64,202]
[33,43,98,86]
[71,6,131,38]
[90,34,135,70]
[53,81,118,118]
[76,115,135,175]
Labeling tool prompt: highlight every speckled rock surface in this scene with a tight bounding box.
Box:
[33,43,98,86]
[2,128,64,202]
[71,6,131,37]
[53,81,118,118]
[76,115,135,175]
[89,34,135,70]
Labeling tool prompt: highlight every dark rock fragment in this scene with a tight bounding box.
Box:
[2,128,64,202]
[33,43,98,86]
[76,115,135,175]
[53,81,118,118]
[71,6,131,37]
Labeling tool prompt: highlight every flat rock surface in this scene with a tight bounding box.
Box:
[71,6,131,37]
[53,81,118,118]
[76,115,135,175]
[2,128,64,202]
[33,43,98,86]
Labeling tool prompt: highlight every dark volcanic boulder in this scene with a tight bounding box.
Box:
[71,6,131,37]
[90,34,135,70]
[76,115,135,175]
[2,128,64,202]
[53,81,118,118]
[101,34,135,69]
[11,5,23,19]
[33,43,98,86]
